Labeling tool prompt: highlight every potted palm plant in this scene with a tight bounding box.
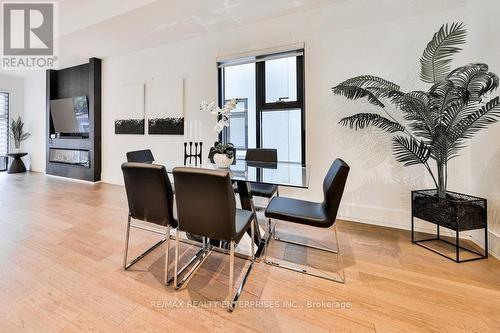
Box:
[10,116,30,152]
[332,23,498,261]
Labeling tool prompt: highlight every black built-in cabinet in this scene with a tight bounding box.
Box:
[46,58,101,182]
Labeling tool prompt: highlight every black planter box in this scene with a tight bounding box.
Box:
[411,189,488,263]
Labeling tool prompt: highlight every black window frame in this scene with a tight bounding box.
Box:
[218,50,305,166]
[0,91,9,172]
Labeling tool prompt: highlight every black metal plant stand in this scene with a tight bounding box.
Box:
[183,141,202,166]
[411,189,488,263]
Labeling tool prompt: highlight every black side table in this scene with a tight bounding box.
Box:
[6,152,28,174]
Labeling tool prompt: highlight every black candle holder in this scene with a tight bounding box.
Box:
[184,141,203,166]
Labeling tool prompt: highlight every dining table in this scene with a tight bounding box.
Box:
[157,158,310,257]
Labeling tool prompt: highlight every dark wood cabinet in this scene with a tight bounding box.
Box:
[46,58,101,182]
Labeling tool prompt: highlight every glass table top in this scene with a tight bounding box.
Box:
[156,159,310,189]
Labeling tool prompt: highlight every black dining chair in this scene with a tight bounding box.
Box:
[121,162,177,284]
[172,167,256,312]
[243,148,279,199]
[264,159,350,283]
[126,149,155,163]
[126,149,176,193]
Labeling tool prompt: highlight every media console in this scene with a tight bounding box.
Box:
[46,58,101,182]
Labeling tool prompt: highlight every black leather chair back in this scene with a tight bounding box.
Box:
[126,149,154,163]
[121,162,176,227]
[245,149,277,163]
[173,167,236,241]
[322,159,350,224]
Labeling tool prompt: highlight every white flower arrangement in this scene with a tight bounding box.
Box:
[200,99,238,134]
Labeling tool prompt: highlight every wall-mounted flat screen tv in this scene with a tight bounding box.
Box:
[50,96,89,137]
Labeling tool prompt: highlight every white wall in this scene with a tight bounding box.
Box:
[20,0,500,256]
[0,74,24,119]
[468,0,500,258]
[101,0,468,211]
[0,74,24,160]
[22,72,46,172]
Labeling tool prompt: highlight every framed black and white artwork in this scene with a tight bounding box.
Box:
[114,83,145,135]
[146,77,184,135]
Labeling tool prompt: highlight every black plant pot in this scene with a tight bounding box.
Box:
[411,189,488,262]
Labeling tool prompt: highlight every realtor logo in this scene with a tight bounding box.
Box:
[1,1,58,69]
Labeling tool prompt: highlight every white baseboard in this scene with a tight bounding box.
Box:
[338,203,500,260]
[479,230,500,259]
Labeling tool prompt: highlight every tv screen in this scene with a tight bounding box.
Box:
[50,96,89,135]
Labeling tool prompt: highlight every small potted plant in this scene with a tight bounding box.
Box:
[201,99,238,168]
[210,141,235,168]
[10,116,30,153]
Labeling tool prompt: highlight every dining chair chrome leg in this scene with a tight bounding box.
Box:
[272,220,278,240]
[123,215,131,270]
[251,220,255,261]
[333,224,346,283]
[228,221,255,312]
[167,238,211,285]
[174,228,179,288]
[263,218,272,263]
[123,215,167,270]
[265,222,345,284]
[273,221,339,254]
[164,225,171,285]
[227,240,235,311]
[174,236,211,289]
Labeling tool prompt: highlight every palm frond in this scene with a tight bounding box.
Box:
[341,75,400,90]
[392,135,431,166]
[332,85,385,108]
[366,86,404,103]
[428,80,467,104]
[420,22,467,83]
[395,91,435,140]
[339,113,404,133]
[334,75,404,103]
[448,96,500,143]
[447,63,499,100]
[441,100,467,128]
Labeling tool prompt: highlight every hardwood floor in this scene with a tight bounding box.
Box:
[0,172,499,332]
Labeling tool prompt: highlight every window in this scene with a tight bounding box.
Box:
[226,98,248,151]
[218,50,305,164]
[0,92,8,172]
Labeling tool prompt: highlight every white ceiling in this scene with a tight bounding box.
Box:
[57,0,337,67]
[1,0,337,76]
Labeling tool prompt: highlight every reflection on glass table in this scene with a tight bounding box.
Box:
[159,158,309,189]
[156,158,310,257]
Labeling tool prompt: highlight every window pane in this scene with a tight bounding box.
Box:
[0,92,8,171]
[228,114,247,149]
[261,109,302,163]
[0,156,5,170]
[265,57,297,103]
[223,63,256,158]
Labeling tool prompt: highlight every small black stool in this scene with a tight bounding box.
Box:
[6,152,28,174]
